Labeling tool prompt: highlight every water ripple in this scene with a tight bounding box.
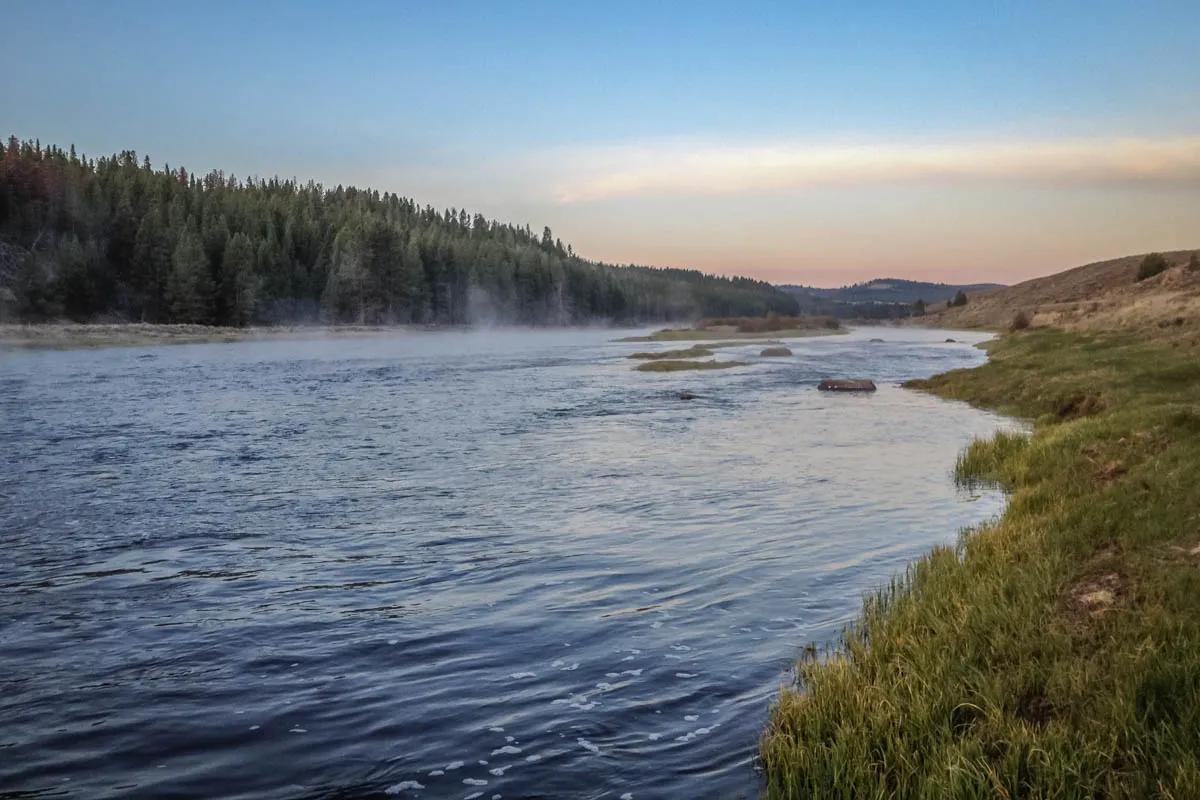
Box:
[0,326,1015,798]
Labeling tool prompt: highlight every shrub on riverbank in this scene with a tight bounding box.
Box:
[762,329,1200,798]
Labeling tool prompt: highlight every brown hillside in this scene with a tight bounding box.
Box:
[925,249,1200,335]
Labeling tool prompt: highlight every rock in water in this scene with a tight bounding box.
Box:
[818,379,877,392]
[759,346,792,357]
[677,391,699,400]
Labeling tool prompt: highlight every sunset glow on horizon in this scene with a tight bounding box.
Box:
[4,0,1198,287]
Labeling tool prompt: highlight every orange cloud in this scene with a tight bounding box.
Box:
[549,137,1200,202]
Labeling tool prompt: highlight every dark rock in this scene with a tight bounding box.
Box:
[759,346,792,357]
[869,338,885,343]
[945,338,957,343]
[676,391,699,400]
[818,379,877,392]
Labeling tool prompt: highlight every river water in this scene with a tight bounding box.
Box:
[0,326,1013,799]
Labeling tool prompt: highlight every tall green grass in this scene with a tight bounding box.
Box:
[762,330,1200,798]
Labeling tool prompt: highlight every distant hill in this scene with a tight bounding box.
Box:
[925,250,1200,333]
[777,278,1005,319]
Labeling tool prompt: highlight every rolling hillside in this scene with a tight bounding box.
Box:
[925,249,1200,334]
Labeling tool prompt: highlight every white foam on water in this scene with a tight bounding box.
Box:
[491,745,521,755]
[446,761,465,770]
[384,780,425,794]
[647,733,661,741]
[288,727,307,733]
[478,760,488,765]
[561,662,579,671]
[684,715,698,721]
[670,645,692,652]
[605,672,620,678]
[650,621,662,628]
[577,737,602,755]
[464,793,483,800]
[463,778,488,786]
[488,765,511,776]
[248,725,260,731]
[676,724,720,748]
[429,770,445,776]
[675,726,715,744]
[621,794,634,800]
[508,672,535,679]
[525,754,541,762]
[388,639,398,645]
[488,726,505,733]
[595,682,614,691]
[675,672,697,678]
[504,736,514,742]
[621,669,643,677]
[550,660,564,668]
[620,656,635,662]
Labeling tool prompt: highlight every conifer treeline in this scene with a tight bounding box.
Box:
[0,137,799,325]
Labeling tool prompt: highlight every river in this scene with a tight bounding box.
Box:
[0,326,1014,799]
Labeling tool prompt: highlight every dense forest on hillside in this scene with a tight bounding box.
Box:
[0,138,798,325]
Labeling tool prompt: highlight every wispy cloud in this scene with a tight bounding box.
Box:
[548,137,1200,202]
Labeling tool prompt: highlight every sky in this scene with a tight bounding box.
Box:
[2,0,1198,286]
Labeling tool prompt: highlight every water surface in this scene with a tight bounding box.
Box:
[0,326,1013,799]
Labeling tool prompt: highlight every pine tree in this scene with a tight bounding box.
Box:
[131,204,172,321]
[166,227,214,323]
[0,136,800,325]
[220,232,257,325]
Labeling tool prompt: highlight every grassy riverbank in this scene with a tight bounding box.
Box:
[762,329,1200,798]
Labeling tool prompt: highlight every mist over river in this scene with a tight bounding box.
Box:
[0,326,1015,799]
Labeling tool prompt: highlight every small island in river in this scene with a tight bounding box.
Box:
[619,315,843,342]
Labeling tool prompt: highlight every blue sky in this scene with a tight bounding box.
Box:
[3,1,1198,284]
